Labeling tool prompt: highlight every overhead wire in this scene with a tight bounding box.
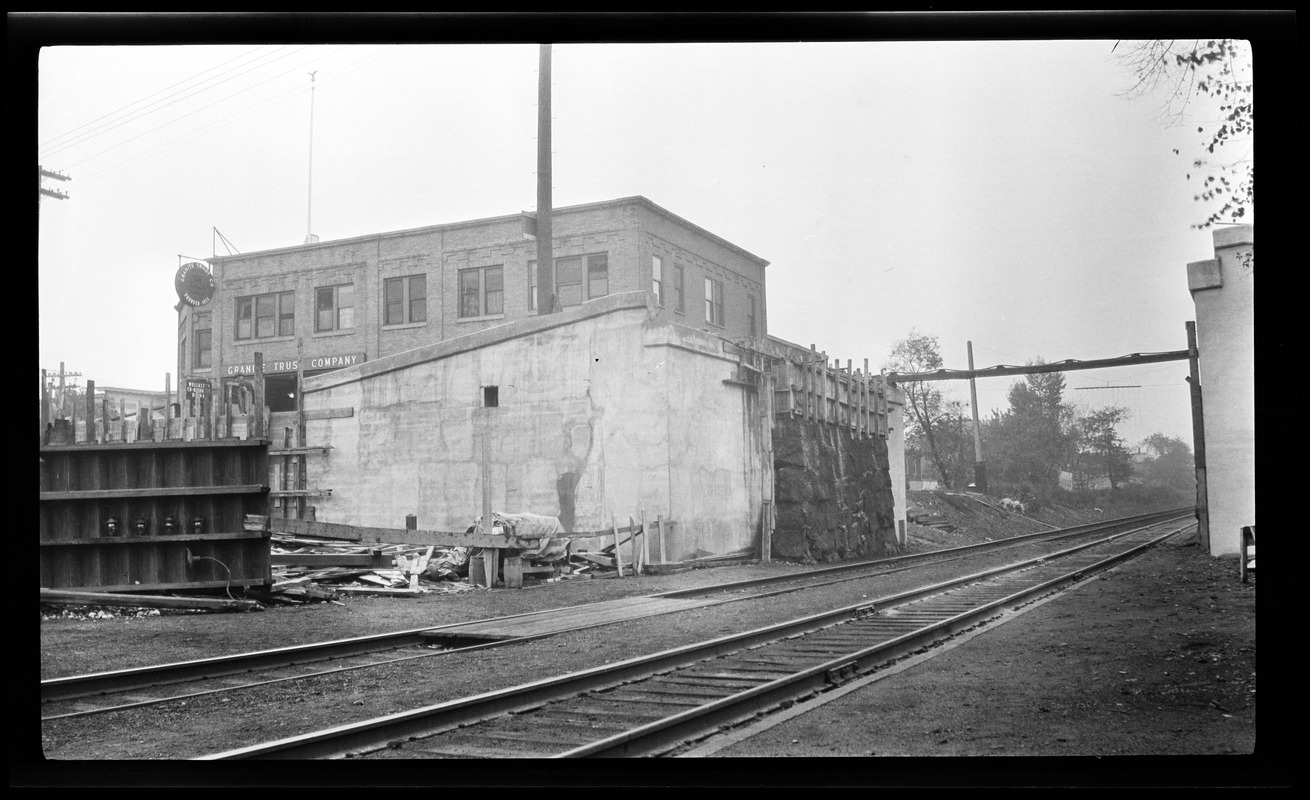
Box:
[77,46,402,189]
[39,46,306,159]
[61,45,355,172]
[38,45,273,153]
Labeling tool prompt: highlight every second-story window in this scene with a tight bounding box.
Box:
[384,275,427,325]
[195,312,212,369]
[674,264,685,313]
[236,291,293,340]
[705,277,724,327]
[652,255,664,306]
[459,266,503,318]
[587,254,609,299]
[529,253,609,311]
[316,284,354,332]
[555,257,584,307]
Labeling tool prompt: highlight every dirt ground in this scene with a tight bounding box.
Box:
[24,494,1287,787]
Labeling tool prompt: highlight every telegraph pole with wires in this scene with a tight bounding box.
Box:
[39,166,71,201]
[304,71,318,245]
[966,341,988,493]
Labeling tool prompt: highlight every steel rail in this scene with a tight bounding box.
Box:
[652,507,1189,600]
[42,514,1159,723]
[41,508,1189,710]
[564,524,1189,757]
[197,517,1185,760]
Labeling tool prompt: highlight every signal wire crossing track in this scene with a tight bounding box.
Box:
[40,509,1186,722]
[197,514,1191,759]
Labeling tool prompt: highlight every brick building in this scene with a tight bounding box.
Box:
[176,196,769,409]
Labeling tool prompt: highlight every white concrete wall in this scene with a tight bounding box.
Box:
[1187,225,1255,557]
[299,292,763,562]
[887,390,907,547]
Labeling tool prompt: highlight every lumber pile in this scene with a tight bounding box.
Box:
[267,529,477,605]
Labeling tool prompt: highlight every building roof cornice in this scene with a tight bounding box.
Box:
[207,196,769,268]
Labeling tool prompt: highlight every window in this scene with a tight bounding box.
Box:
[459,266,503,318]
[195,313,212,369]
[236,292,294,340]
[674,265,685,313]
[384,275,427,325]
[315,285,354,332]
[555,257,583,307]
[705,277,724,327]
[652,255,664,306]
[530,254,608,311]
[587,254,609,299]
[278,294,295,336]
[747,294,757,338]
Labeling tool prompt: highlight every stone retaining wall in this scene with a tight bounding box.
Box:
[771,416,899,563]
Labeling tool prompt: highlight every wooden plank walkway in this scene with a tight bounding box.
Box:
[421,595,722,643]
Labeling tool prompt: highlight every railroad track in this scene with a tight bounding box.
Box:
[40,508,1189,722]
[196,514,1191,759]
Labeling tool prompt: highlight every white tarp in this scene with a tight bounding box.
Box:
[471,511,570,561]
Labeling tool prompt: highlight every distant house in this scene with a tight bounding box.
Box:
[906,451,940,491]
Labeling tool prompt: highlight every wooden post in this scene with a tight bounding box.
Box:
[640,509,649,571]
[1186,321,1210,551]
[164,373,171,424]
[296,365,306,519]
[656,514,666,564]
[825,353,832,425]
[282,427,293,518]
[878,370,888,436]
[85,380,96,443]
[252,354,265,439]
[119,398,127,442]
[481,416,493,538]
[801,343,812,421]
[222,380,231,440]
[848,358,859,432]
[760,367,774,563]
[504,550,522,589]
[630,515,641,574]
[611,513,624,577]
[101,395,110,443]
[863,358,871,439]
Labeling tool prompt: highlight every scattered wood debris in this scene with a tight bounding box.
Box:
[40,588,261,613]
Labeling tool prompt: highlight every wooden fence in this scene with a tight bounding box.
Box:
[738,343,890,438]
[40,357,328,524]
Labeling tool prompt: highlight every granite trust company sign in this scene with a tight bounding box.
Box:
[225,352,366,376]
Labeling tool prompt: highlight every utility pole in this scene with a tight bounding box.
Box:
[966,341,987,493]
[304,72,318,245]
[39,166,70,201]
[42,362,82,415]
[535,44,555,315]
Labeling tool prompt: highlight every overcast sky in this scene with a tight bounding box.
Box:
[37,35,1253,447]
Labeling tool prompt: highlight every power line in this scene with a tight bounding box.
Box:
[62,46,351,172]
[39,46,289,157]
[77,46,400,188]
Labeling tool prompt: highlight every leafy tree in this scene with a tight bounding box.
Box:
[1113,39,1253,230]
[886,331,962,489]
[1073,407,1134,492]
[1136,433,1195,494]
[982,364,1075,499]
